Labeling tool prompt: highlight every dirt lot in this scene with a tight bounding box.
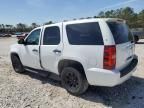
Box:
[0,37,144,108]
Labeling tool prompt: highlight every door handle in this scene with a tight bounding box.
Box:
[53,49,61,53]
[32,49,38,52]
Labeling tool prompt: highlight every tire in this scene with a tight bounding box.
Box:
[61,67,88,95]
[134,35,139,43]
[11,55,25,73]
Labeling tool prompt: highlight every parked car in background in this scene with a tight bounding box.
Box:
[0,33,11,37]
[0,33,4,37]
[11,32,28,39]
[4,34,11,37]
[11,32,22,38]
[131,28,144,43]
[16,33,28,40]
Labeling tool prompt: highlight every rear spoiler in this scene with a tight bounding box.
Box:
[107,19,126,23]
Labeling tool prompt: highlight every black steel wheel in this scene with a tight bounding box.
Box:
[61,67,88,95]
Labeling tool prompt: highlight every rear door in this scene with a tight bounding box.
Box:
[107,21,135,70]
[64,21,104,69]
[40,23,63,74]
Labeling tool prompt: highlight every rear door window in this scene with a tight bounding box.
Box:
[66,22,104,45]
[43,26,60,45]
[107,22,134,44]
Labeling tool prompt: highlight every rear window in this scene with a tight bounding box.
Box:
[66,22,104,45]
[107,22,134,44]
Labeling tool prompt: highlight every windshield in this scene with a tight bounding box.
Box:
[107,22,134,44]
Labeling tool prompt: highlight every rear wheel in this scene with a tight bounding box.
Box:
[11,55,25,73]
[134,35,139,43]
[61,67,88,95]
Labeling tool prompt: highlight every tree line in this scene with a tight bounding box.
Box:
[0,21,53,34]
[96,7,144,28]
[0,7,144,34]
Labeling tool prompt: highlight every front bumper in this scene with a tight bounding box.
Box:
[86,55,138,87]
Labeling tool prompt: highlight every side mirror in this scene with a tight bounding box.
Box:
[18,39,25,44]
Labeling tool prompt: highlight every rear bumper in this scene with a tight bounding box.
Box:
[86,55,138,87]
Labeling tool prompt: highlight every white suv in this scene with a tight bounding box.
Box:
[10,18,138,95]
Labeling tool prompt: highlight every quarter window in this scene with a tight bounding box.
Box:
[43,26,60,45]
[66,22,103,45]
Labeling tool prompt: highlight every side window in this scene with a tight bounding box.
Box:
[25,29,41,45]
[43,26,60,45]
[66,22,104,45]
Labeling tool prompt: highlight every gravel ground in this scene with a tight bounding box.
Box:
[0,37,144,108]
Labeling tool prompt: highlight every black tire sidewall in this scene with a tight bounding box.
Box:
[134,36,139,43]
[61,67,88,95]
[11,55,24,73]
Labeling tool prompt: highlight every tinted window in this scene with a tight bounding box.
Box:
[66,22,103,45]
[43,26,60,45]
[25,29,41,45]
[107,22,134,44]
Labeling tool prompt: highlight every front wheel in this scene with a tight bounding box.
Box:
[61,67,88,95]
[11,55,25,73]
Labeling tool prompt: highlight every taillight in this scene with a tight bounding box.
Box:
[104,45,116,70]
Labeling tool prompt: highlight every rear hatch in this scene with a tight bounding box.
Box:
[107,21,135,70]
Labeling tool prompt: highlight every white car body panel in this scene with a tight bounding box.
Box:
[20,45,41,69]
[10,44,21,57]
[116,42,135,70]
[40,23,63,74]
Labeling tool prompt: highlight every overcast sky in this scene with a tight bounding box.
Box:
[0,0,143,25]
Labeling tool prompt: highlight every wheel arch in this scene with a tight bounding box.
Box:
[10,52,21,60]
[58,59,87,78]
